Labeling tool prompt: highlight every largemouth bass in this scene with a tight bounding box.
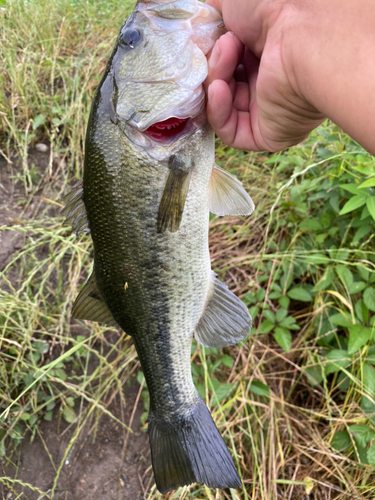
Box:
[61,0,254,493]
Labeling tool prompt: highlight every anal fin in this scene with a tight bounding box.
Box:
[209,164,254,216]
[157,156,194,233]
[194,272,252,348]
[60,179,90,237]
[72,274,119,328]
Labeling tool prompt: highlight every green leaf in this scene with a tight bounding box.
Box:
[339,195,367,215]
[337,372,350,390]
[62,406,77,424]
[196,383,205,399]
[363,363,375,392]
[279,316,300,329]
[244,292,257,305]
[137,371,147,388]
[44,411,53,421]
[305,365,324,386]
[368,442,375,466]
[339,184,361,195]
[287,287,312,302]
[316,233,328,243]
[33,341,49,354]
[276,308,288,323]
[20,413,31,421]
[329,313,353,328]
[312,266,334,292]
[366,197,375,221]
[29,415,38,426]
[361,395,375,414]
[46,399,55,411]
[320,213,331,229]
[299,219,322,231]
[249,306,259,319]
[303,253,330,265]
[32,114,46,130]
[353,224,371,243]
[274,327,292,353]
[359,266,370,282]
[357,446,369,464]
[278,296,290,309]
[359,178,375,188]
[361,205,371,220]
[212,383,234,403]
[334,249,350,261]
[280,273,293,291]
[355,299,369,324]
[258,320,274,334]
[348,325,372,354]
[249,380,270,397]
[348,425,375,448]
[66,397,75,407]
[335,265,353,288]
[364,287,375,312]
[263,310,276,322]
[348,281,367,294]
[221,355,234,368]
[331,431,351,451]
[324,349,351,375]
[330,194,340,214]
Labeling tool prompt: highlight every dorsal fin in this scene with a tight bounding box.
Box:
[209,164,254,216]
[72,274,119,328]
[60,180,90,237]
[194,273,252,348]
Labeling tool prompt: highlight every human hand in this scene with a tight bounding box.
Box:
[205,0,325,152]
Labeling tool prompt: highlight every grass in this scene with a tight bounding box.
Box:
[1,0,375,499]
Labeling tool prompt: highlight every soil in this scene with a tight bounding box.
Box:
[0,148,152,499]
[1,384,152,500]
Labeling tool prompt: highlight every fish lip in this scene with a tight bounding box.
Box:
[141,110,205,146]
[134,94,206,146]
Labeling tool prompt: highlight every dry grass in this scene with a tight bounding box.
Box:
[1,1,375,499]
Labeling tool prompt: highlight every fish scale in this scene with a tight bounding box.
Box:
[86,94,213,415]
[60,0,255,493]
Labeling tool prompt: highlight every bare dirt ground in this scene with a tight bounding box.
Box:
[2,384,151,500]
[0,149,152,499]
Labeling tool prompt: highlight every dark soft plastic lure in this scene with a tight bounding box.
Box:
[60,0,255,493]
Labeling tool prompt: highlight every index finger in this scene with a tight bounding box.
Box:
[205,32,244,88]
[205,0,222,11]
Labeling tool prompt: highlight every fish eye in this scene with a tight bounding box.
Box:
[120,28,142,49]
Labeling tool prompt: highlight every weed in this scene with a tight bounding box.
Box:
[2,1,375,499]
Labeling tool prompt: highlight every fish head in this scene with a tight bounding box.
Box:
[110,0,225,156]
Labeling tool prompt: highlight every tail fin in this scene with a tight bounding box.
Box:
[148,397,241,494]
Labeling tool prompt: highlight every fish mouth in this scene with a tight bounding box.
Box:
[144,117,189,142]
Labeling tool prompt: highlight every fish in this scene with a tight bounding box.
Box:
[60,0,254,494]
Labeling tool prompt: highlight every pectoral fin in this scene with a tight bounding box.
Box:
[209,164,254,216]
[194,272,252,348]
[157,156,194,233]
[72,274,119,328]
[60,180,90,236]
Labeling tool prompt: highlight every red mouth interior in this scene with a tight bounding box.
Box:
[145,117,188,140]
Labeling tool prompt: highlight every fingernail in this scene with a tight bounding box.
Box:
[209,42,221,68]
[208,84,213,103]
